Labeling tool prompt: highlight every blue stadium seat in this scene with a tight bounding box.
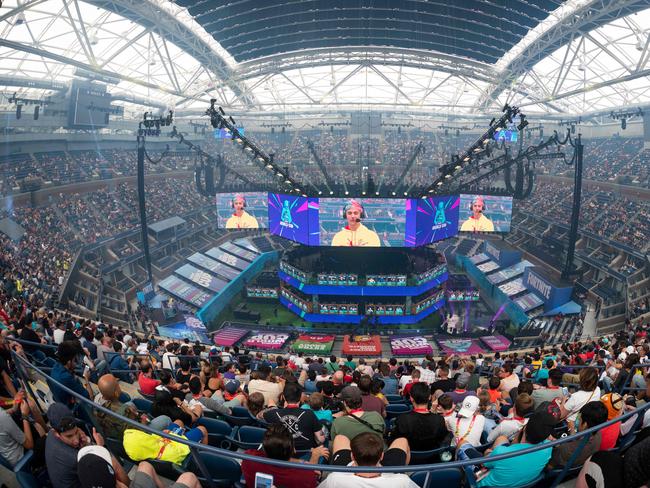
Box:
[410,445,454,465]
[385,403,411,420]
[197,417,233,448]
[410,467,463,488]
[229,425,266,450]
[0,450,41,488]
[188,451,242,487]
[132,398,152,414]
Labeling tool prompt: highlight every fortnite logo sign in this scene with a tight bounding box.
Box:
[527,272,552,300]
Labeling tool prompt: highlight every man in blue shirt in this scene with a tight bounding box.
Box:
[50,341,94,407]
[475,411,555,487]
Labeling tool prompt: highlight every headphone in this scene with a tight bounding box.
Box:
[231,194,247,208]
[342,200,366,219]
[469,196,486,212]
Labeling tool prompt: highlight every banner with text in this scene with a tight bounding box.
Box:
[390,336,433,355]
[292,334,336,354]
[244,332,289,350]
[342,335,382,355]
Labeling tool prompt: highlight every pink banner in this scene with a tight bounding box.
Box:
[390,336,433,355]
[435,336,485,355]
[213,327,249,347]
[244,332,289,350]
[481,335,511,352]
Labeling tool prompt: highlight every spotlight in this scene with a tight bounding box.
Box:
[330,191,334,195]
[392,191,396,196]
[403,192,408,196]
[437,181,443,186]
[344,191,349,195]
[318,191,322,195]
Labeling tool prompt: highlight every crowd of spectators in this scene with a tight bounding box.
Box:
[1,284,650,487]
[513,180,650,253]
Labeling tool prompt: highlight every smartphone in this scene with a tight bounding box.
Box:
[83,365,90,377]
[254,472,274,488]
[561,387,569,396]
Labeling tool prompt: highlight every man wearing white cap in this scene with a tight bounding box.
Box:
[445,395,485,452]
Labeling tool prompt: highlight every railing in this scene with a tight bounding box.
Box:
[9,348,650,488]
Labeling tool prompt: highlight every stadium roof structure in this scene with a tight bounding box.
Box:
[1,0,650,118]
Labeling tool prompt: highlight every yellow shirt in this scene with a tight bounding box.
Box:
[225,211,259,229]
[460,214,495,232]
[331,223,381,247]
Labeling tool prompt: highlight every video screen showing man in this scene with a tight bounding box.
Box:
[460,195,494,232]
[459,194,513,232]
[226,194,259,229]
[331,200,381,247]
[216,192,268,229]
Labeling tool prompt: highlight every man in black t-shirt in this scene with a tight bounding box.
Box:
[430,366,456,393]
[390,382,449,451]
[263,382,324,451]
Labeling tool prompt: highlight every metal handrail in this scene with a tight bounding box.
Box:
[11,351,650,485]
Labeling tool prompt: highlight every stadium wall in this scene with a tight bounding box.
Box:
[196,250,280,326]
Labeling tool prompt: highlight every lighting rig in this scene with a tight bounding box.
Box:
[7,92,50,120]
[136,110,173,285]
[610,107,643,130]
[169,125,253,195]
[421,104,523,197]
[206,100,308,196]
[558,117,582,134]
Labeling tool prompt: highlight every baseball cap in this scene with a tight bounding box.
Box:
[48,403,81,432]
[339,386,362,404]
[601,392,623,420]
[225,379,241,395]
[77,445,115,488]
[525,412,556,444]
[458,395,479,418]
[456,372,470,388]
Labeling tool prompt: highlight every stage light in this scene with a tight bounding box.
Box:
[437,181,443,186]
[428,189,434,193]
[329,191,334,195]
[392,191,396,196]
[318,191,322,195]
[245,145,253,152]
[454,165,462,170]
[444,174,451,179]
[257,156,265,162]
[344,191,349,195]
[362,191,366,195]
[463,156,470,162]
[375,192,379,196]
[403,191,408,195]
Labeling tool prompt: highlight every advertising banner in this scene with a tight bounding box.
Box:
[480,335,512,352]
[213,327,249,347]
[292,334,336,354]
[244,332,289,350]
[390,336,433,355]
[435,337,485,355]
[342,335,382,355]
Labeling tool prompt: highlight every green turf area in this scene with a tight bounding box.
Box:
[208,294,444,332]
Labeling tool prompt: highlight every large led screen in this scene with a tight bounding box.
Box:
[268,193,319,245]
[215,192,268,229]
[458,194,512,233]
[405,195,460,246]
[318,198,407,247]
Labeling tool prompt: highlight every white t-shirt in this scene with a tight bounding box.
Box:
[398,375,412,389]
[53,328,66,345]
[318,471,419,488]
[445,413,486,447]
[486,417,528,443]
[564,387,601,422]
[162,352,178,371]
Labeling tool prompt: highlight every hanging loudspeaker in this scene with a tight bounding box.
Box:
[34,106,39,120]
[16,105,22,119]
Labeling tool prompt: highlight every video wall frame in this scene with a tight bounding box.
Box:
[215,192,513,248]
